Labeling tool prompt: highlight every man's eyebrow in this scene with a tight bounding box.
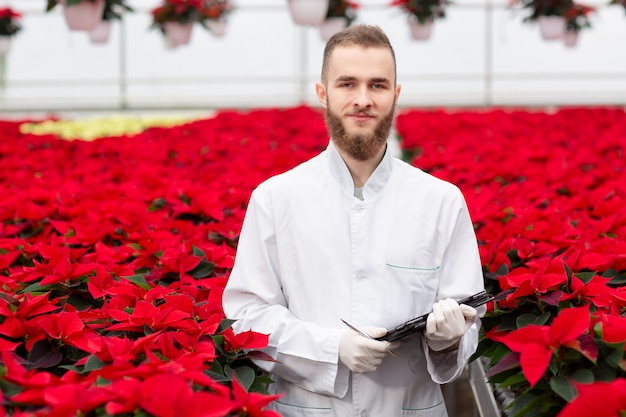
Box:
[334,76,391,84]
[335,75,357,82]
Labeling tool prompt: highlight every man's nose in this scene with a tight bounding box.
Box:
[353,87,372,108]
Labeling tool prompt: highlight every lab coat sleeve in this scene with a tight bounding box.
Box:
[423,188,485,384]
[222,187,350,398]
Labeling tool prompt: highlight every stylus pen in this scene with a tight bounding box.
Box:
[340,319,397,358]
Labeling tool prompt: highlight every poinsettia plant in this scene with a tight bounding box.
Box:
[390,0,450,25]
[0,6,22,37]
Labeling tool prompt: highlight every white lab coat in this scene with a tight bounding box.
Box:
[222,140,485,417]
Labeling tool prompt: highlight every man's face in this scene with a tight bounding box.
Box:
[316,45,401,161]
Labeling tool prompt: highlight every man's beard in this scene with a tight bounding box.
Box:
[325,103,395,161]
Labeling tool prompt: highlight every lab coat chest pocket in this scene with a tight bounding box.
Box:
[382,262,439,321]
[382,240,440,324]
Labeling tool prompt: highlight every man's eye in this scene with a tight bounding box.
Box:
[341,83,352,88]
[372,84,385,89]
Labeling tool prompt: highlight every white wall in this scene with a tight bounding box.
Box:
[0,0,625,114]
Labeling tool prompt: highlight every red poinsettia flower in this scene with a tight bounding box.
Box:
[593,313,626,344]
[499,262,567,305]
[35,310,103,354]
[556,378,626,417]
[137,373,236,417]
[494,305,593,387]
[231,377,282,417]
[222,327,270,352]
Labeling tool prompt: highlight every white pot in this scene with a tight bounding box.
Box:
[319,17,347,42]
[207,18,228,38]
[538,15,566,40]
[563,30,578,47]
[287,0,329,26]
[0,36,11,56]
[60,0,106,31]
[88,20,112,44]
[164,21,193,48]
[408,16,434,41]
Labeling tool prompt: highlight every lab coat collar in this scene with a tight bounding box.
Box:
[326,139,393,200]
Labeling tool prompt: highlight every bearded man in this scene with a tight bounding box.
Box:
[222,24,485,417]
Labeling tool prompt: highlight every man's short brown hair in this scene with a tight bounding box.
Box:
[321,24,397,85]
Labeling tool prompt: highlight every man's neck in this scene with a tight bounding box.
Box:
[336,145,386,188]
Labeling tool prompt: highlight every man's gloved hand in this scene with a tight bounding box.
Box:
[424,298,477,352]
[339,326,398,373]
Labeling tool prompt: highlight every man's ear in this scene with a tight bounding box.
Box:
[315,82,328,108]
[395,84,402,104]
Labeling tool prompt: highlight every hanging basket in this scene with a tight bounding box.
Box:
[207,18,228,38]
[287,0,329,26]
[163,21,194,48]
[88,20,112,44]
[408,16,434,41]
[537,15,566,40]
[60,0,106,31]
[0,36,11,57]
[319,17,347,42]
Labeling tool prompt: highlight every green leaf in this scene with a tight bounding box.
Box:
[571,369,594,383]
[122,274,152,290]
[509,392,552,417]
[66,293,93,311]
[494,371,527,388]
[148,197,167,211]
[0,378,23,397]
[217,318,236,334]
[208,360,226,378]
[550,376,577,401]
[18,282,58,295]
[563,262,573,292]
[607,270,626,286]
[188,260,215,278]
[574,271,596,284]
[212,335,226,356]
[231,366,256,391]
[488,343,514,365]
[516,312,550,328]
[192,245,206,258]
[84,355,105,372]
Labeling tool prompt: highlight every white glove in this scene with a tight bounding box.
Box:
[425,298,477,352]
[339,326,398,373]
